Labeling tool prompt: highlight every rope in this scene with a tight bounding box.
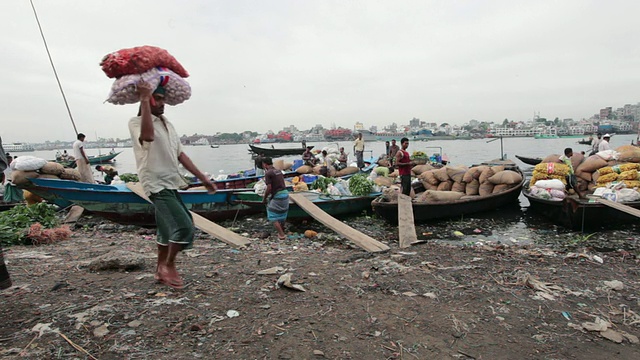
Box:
[29,0,78,136]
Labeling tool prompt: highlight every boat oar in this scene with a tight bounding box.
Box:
[126,183,251,248]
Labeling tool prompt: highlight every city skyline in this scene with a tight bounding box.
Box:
[2,1,640,143]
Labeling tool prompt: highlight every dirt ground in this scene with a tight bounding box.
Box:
[1,215,639,360]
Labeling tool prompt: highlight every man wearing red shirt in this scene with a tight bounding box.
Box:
[395,137,413,196]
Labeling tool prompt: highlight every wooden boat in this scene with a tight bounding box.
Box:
[210,144,220,148]
[372,166,525,225]
[515,155,542,166]
[249,144,310,157]
[578,138,592,145]
[55,151,122,167]
[237,190,381,220]
[522,183,640,230]
[25,178,258,226]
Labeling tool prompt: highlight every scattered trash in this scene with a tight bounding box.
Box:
[422,292,437,299]
[593,255,604,263]
[453,231,464,237]
[402,291,418,297]
[93,324,110,337]
[276,273,306,292]
[603,280,624,291]
[32,323,59,337]
[561,312,572,321]
[256,266,286,275]
[226,310,240,318]
[127,320,142,328]
[304,230,318,238]
[313,350,325,357]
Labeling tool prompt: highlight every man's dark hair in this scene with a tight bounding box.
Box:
[564,147,573,156]
[77,133,85,140]
[400,137,409,144]
[262,157,273,166]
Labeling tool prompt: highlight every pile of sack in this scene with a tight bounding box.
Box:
[378,163,523,203]
[101,46,191,105]
[9,156,81,186]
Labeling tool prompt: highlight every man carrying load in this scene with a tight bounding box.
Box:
[129,81,216,289]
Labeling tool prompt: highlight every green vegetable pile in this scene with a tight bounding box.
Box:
[348,174,374,196]
[309,176,337,193]
[0,203,59,246]
[118,173,139,183]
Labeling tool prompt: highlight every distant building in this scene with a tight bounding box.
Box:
[600,107,612,120]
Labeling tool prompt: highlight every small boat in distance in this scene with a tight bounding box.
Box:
[514,155,542,166]
[210,144,220,148]
[249,144,310,157]
[55,151,122,168]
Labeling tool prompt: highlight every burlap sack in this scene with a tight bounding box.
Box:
[575,169,592,182]
[542,154,562,163]
[463,166,488,183]
[60,168,82,181]
[335,167,359,177]
[492,184,510,194]
[40,162,65,176]
[618,149,640,163]
[418,170,439,186]
[446,166,468,183]
[433,167,449,182]
[296,165,313,174]
[273,159,285,170]
[479,182,495,196]
[411,164,434,176]
[465,179,480,195]
[571,152,585,171]
[374,177,394,187]
[478,167,495,184]
[419,190,465,202]
[451,181,466,193]
[437,180,453,191]
[488,170,523,185]
[615,145,638,153]
[11,170,39,186]
[382,186,400,202]
[576,155,608,173]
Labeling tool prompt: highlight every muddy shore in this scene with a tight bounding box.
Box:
[1,213,639,359]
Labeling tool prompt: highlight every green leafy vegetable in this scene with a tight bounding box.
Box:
[349,174,374,196]
[0,203,59,246]
[118,173,139,183]
[309,176,337,193]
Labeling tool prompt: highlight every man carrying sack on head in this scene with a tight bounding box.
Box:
[129,81,216,289]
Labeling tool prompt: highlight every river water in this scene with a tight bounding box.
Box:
[17,134,640,245]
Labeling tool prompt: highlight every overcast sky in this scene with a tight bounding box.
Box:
[2,0,639,143]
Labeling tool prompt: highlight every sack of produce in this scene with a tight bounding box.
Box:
[533,162,570,176]
[374,177,394,187]
[465,179,480,195]
[10,170,39,186]
[336,166,359,177]
[616,145,638,153]
[617,169,638,181]
[530,173,566,187]
[411,164,433,175]
[432,167,449,182]
[596,172,618,184]
[617,149,640,163]
[418,170,439,186]
[488,170,523,185]
[382,186,401,202]
[575,169,592,182]
[11,156,48,172]
[377,158,390,167]
[478,167,495,184]
[463,166,488,183]
[576,155,608,173]
[446,166,468,183]
[623,180,640,188]
[571,152,585,170]
[388,170,399,178]
[492,184,510,194]
[460,195,480,200]
[419,190,465,203]
[296,165,313,174]
[478,182,494,196]
[60,168,81,181]
[39,161,65,176]
[100,45,189,79]
[437,180,453,191]
[375,167,390,177]
[451,181,466,193]
[273,159,285,171]
[106,67,191,105]
[532,179,565,190]
[541,154,562,163]
[293,182,309,192]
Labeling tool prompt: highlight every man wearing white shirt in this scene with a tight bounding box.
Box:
[598,134,611,152]
[73,133,94,183]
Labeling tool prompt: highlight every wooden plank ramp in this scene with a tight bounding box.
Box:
[126,183,251,248]
[595,198,640,218]
[289,193,389,253]
[397,194,418,248]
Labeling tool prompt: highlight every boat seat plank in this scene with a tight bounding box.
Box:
[126,183,250,248]
[397,194,417,248]
[595,198,640,218]
[289,193,389,253]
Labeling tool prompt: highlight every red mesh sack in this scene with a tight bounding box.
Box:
[100,45,189,78]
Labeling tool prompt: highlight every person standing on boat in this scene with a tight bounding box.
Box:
[129,81,217,290]
[598,134,611,152]
[388,139,400,167]
[395,137,413,196]
[385,141,390,157]
[589,133,602,156]
[73,133,95,183]
[262,157,289,240]
[338,147,348,170]
[559,147,577,191]
[353,133,365,169]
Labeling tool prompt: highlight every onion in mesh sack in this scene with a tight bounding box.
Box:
[106,67,191,106]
